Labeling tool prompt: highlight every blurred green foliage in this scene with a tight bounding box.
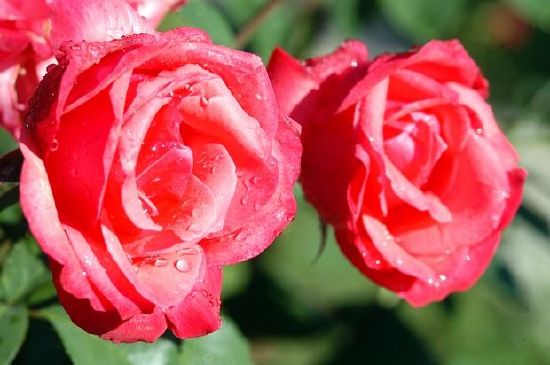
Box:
[0,0,549,364]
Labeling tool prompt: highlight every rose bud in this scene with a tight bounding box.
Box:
[20,0,301,342]
[0,0,186,139]
[268,40,526,306]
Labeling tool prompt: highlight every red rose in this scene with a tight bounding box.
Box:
[0,0,186,139]
[268,40,526,306]
[20,0,300,342]
[0,0,54,138]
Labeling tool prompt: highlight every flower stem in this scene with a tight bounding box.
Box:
[235,0,284,49]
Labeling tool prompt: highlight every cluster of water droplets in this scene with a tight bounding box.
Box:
[131,246,200,275]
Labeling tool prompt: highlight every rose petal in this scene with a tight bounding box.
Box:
[204,114,301,265]
[165,264,222,338]
[102,225,205,308]
[51,0,152,51]
[102,306,167,343]
[20,144,112,314]
[402,232,501,306]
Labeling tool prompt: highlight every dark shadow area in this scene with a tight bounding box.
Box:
[13,318,71,365]
[321,305,439,365]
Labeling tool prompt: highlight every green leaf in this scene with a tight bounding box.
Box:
[159,0,235,46]
[507,0,550,31]
[179,315,252,365]
[262,199,375,307]
[39,306,133,365]
[0,241,49,304]
[119,339,178,365]
[216,0,263,27]
[0,186,18,212]
[0,129,17,156]
[222,262,251,299]
[0,305,28,365]
[378,0,468,42]
[248,3,295,60]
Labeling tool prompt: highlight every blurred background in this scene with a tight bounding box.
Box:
[1,0,549,364]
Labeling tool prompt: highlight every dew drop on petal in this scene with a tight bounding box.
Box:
[83,256,93,267]
[154,258,168,267]
[200,95,209,107]
[175,258,191,273]
[50,139,59,152]
[475,128,484,136]
[439,274,447,282]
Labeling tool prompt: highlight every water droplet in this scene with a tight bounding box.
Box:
[255,93,263,100]
[251,176,261,185]
[439,274,447,282]
[475,128,484,136]
[177,247,198,256]
[465,254,471,262]
[240,196,249,205]
[374,259,382,265]
[168,91,174,97]
[175,258,191,273]
[19,67,27,76]
[396,258,404,266]
[200,95,209,107]
[154,258,168,267]
[81,271,88,276]
[427,278,434,286]
[83,256,93,267]
[350,60,358,68]
[50,138,59,152]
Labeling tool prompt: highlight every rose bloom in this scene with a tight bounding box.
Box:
[0,0,186,139]
[268,40,526,306]
[0,0,54,138]
[20,0,300,342]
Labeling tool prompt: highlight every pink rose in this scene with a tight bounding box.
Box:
[127,0,187,28]
[268,40,526,305]
[0,0,54,138]
[20,0,300,342]
[0,0,186,138]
